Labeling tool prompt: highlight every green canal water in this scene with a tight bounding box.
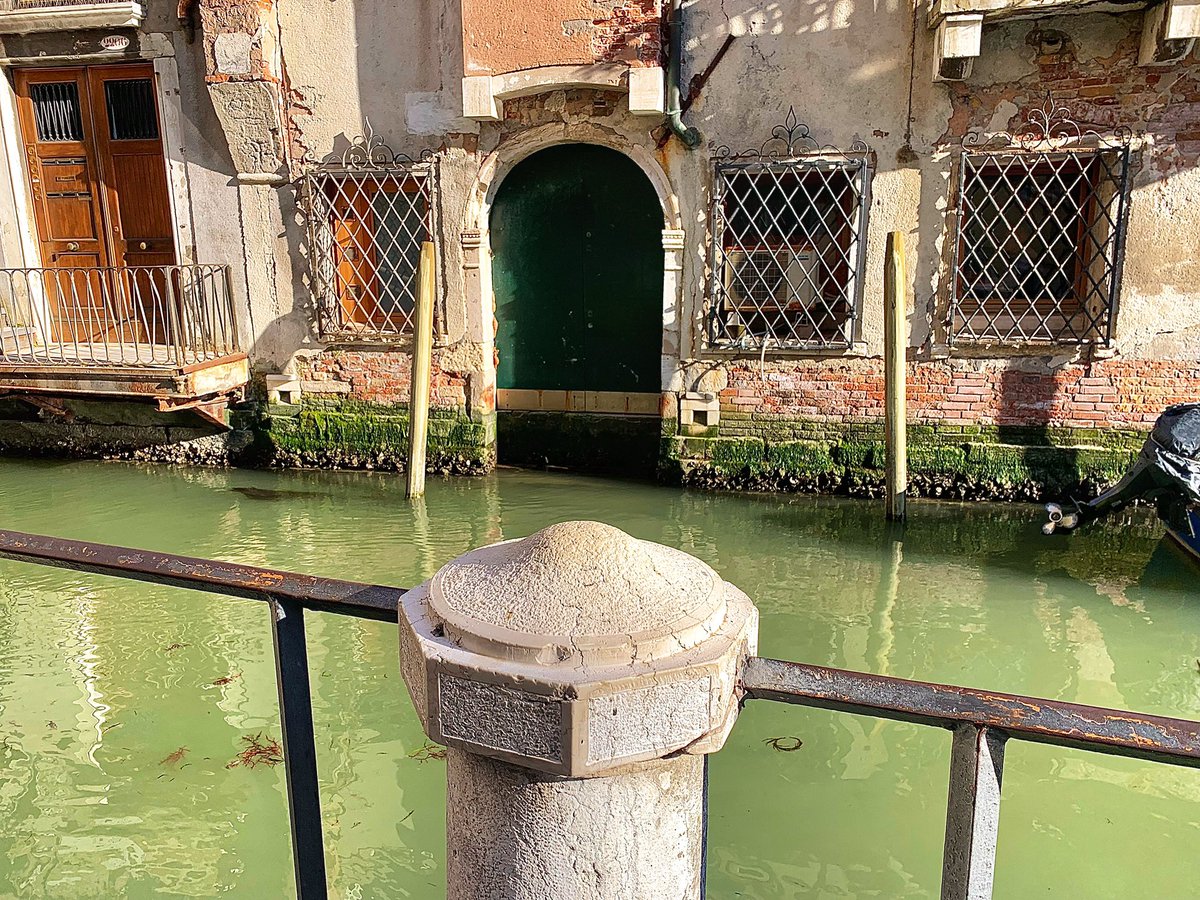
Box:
[0,458,1198,898]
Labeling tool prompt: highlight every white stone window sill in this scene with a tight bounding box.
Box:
[0,1,143,34]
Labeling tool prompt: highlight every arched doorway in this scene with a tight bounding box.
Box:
[491,143,663,399]
[489,143,665,474]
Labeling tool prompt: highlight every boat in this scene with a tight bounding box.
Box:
[1045,403,1200,565]
[1167,508,1200,563]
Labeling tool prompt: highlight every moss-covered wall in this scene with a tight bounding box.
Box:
[260,399,496,473]
[662,415,1146,501]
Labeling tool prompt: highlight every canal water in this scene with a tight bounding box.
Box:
[0,458,1197,898]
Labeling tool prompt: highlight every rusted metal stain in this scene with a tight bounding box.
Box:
[0,529,404,622]
[741,657,1200,768]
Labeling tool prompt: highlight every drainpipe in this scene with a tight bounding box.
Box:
[666,0,702,149]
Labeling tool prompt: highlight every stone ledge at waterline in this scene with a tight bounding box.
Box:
[262,399,496,474]
[0,395,251,466]
[0,395,497,473]
[660,418,1147,502]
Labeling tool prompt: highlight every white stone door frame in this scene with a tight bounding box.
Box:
[463,123,685,407]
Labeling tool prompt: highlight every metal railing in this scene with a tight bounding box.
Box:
[0,264,238,368]
[1,528,1196,900]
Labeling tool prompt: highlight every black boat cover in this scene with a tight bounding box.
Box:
[1141,403,1200,508]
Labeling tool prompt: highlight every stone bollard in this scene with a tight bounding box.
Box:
[397,521,759,900]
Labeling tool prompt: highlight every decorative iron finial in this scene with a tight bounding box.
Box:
[302,120,435,172]
[713,107,869,161]
[963,93,1133,152]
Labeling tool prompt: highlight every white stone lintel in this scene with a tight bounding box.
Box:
[1139,0,1200,65]
[933,13,983,82]
[0,1,143,33]
[661,228,686,252]
[627,66,665,116]
[462,64,665,121]
[462,75,501,121]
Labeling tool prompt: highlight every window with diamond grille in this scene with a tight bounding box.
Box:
[709,160,870,350]
[950,105,1131,346]
[304,161,434,338]
[708,114,870,352]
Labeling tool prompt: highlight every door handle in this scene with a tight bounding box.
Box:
[66,241,79,252]
[138,241,148,250]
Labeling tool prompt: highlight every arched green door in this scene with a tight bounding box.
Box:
[491,144,663,395]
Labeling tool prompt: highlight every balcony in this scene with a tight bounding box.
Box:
[0,0,144,34]
[0,264,247,408]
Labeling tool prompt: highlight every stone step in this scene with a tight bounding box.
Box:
[0,325,40,356]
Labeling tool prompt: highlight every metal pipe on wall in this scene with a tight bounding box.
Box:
[666,0,702,149]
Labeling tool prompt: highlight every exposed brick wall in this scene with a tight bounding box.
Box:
[296,350,469,410]
[593,0,662,67]
[941,24,1200,170]
[193,0,279,85]
[720,358,1200,430]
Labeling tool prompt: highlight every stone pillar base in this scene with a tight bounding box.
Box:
[446,749,704,900]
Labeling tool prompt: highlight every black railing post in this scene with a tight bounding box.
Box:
[270,598,329,899]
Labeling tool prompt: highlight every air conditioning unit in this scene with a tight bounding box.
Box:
[723,247,821,315]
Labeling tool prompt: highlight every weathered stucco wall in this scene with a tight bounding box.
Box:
[1,0,1198,488]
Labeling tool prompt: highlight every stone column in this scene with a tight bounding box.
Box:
[397,521,759,900]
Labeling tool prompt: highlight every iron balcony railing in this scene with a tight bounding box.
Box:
[0,264,239,368]
[0,528,1196,900]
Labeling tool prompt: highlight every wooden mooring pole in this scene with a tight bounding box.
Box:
[406,241,436,500]
[884,231,908,522]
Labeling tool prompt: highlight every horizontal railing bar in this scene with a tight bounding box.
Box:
[741,656,1200,769]
[0,529,402,622]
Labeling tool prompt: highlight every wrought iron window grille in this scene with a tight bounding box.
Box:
[300,123,437,340]
[706,108,872,353]
[949,96,1134,348]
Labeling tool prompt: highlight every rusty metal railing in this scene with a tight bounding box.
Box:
[1,528,1197,900]
[0,264,238,369]
[740,657,1200,899]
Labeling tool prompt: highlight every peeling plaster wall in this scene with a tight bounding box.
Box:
[3,0,1198,474]
[673,4,1200,419]
[269,0,489,415]
[941,16,1200,361]
[231,0,1200,436]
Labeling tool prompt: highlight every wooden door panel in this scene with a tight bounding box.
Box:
[109,154,173,238]
[15,64,177,352]
[89,65,175,272]
[14,68,108,270]
[491,144,661,395]
[40,196,102,242]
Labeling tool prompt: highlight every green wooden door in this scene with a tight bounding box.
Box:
[491,144,662,394]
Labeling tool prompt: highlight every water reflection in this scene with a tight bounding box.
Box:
[0,460,1196,897]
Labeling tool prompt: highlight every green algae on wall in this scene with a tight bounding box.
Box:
[262,399,495,474]
[663,417,1143,501]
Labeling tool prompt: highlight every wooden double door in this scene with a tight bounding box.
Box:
[13,64,176,345]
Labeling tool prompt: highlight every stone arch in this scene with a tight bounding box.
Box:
[460,123,685,406]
